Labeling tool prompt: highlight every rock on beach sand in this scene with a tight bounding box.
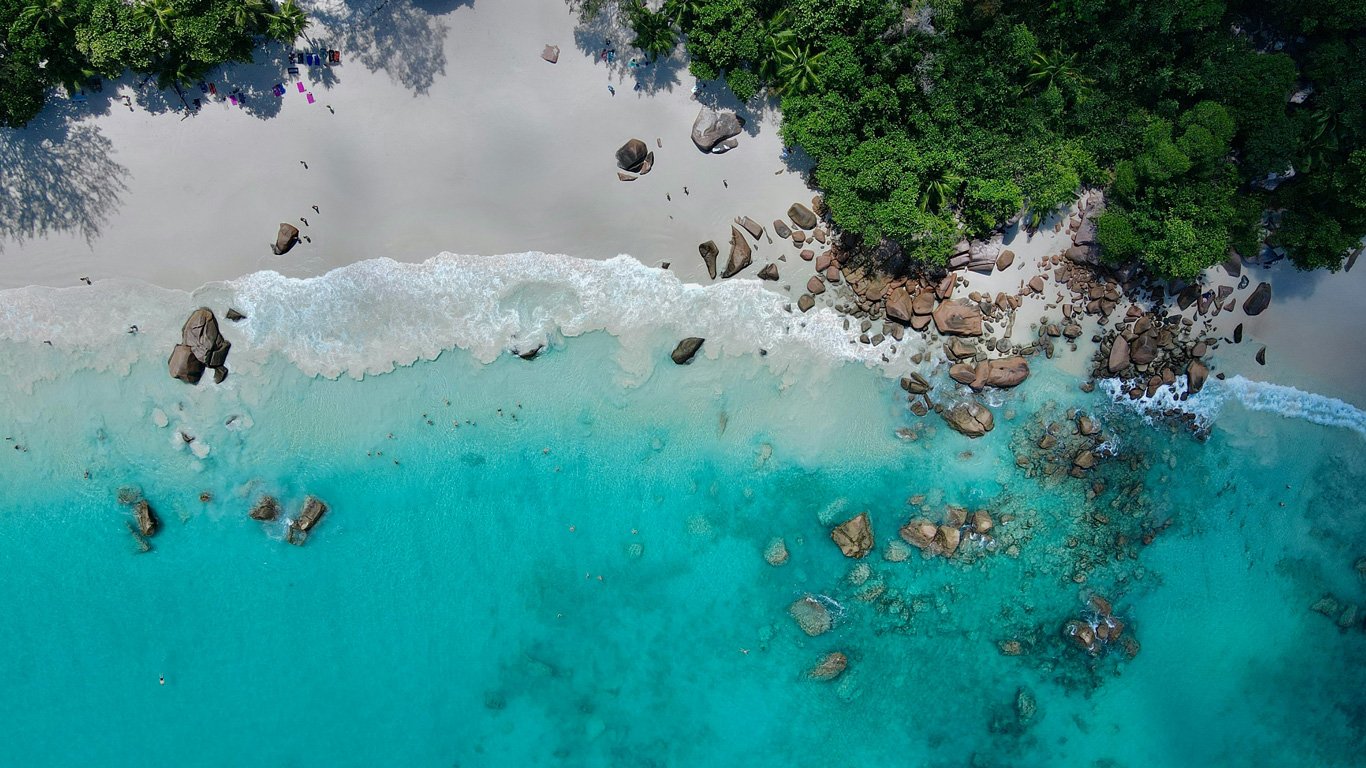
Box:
[272,223,299,255]
[690,108,744,153]
[722,226,752,278]
[699,240,719,279]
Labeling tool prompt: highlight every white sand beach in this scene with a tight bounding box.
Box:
[1,0,1363,405]
[0,0,812,289]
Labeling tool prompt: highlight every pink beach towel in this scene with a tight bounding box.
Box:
[306,93,315,104]
[297,82,306,93]
[229,95,238,106]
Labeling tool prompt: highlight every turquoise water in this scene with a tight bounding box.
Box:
[1,256,1363,766]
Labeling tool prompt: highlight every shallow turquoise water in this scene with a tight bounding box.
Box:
[1,262,1364,767]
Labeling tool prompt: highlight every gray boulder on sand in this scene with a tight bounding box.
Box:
[671,337,704,365]
[788,203,818,230]
[773,220,791,239]
[616,139,650,173]
[690,108,744,152]
[699,240,719,279]
[541,44,559,63]
[737,216,764,240]
[272,223,300,255]
[722,226,752,278]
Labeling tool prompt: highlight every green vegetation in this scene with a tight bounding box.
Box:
[1,0,308,127]
[603,0,1365,276]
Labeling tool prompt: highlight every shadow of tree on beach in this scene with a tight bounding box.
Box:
[0,109,129,252]
[305,0,468,95]
[569,6,686,96]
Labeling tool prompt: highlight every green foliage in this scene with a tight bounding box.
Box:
[0,0,306,126]
[961,178,1023,236]
[624,0,678,61]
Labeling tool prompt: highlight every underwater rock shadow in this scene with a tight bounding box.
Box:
[0,109,129,252]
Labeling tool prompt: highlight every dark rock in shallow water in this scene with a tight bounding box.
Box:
[212,366,229,384]
[690,108,744,152]
[1187,360,1209,393]
[900,372,930,395]
[797,294,814,312]
[272,223,300,255]
[699,240,719,279]
[831,512,874,558]
[788,595,833,636]
[942,400,994,437]
[225,308,246,322]
[670,337,704,365]
[168,344,205,384]
[808,652,848,681]
[133,500,158,537]
[757,263,779,281]
[250,496,280,521]
[288,496,328,544]
[517,344,545,361]
[722,226,752,278]
[1256,346,1266,365]
[1243,282,1271,315]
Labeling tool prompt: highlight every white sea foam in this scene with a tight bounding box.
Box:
[1100,374,1366,438]
[0,252,919,385]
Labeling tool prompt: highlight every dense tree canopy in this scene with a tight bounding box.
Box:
[609,0,1366,277]
[1,0,307,126]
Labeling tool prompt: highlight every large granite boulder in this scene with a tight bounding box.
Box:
[1244,282,1271,316]
[884,287,915,324]
[978,357,1030,389]
[616,139,650,172]
[737,216,764,240]
[932,300,984,336]
[671,337,704,364]
[831,512,874,558]
[690,108,744,152]
[699,240,719,279]
[133,500,158,537]
[287,495,328,545]
[789,595,833,636]
[1187,360,1209,393]
[1107,336,1130,373]
[899,518,938,551]
[788,203,818,230]
[168,344,205,384]
[942,400,995,437]
[272,223,300,255]
[722,225,752,278]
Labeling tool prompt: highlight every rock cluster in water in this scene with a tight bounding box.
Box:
[285,495,328,545]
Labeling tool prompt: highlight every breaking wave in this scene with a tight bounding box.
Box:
[1101,374,1366,438]
[0,252,918,385]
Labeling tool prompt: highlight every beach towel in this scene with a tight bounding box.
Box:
[306,93,315,104]
[229,95,238,106]
[274,84,286,96]
[297,82,306,93]
[288,66,299,75]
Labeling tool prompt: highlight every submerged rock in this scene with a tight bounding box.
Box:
[670,337,705,365]
[942,400,995,437]
[789,595,833,636]
[249,496,280,521]
[831,512,874,558]
[808,652,848,681]
[763,538,789,566]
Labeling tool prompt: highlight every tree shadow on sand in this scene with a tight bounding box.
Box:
[0,107,129,252]
[569,5,687,96]
[309,0,468,95]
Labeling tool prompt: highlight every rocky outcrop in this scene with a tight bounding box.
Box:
[932,300,984,336]
[272,223,299,255]
[615,139,650,172]
[287,495,328,544]
[170,308,231,385]
[955,357,1030,390]
[1244,282,1271,315]
[789,595,833,636]
[1106,335,1130,373]
[942,400,994,437]
[831,512,874,558]
[670,337,704,365]
[721,226,752,278]
[1187,360,1209,393]
[808,652,848,681]
[249,496,280,521]
[699,240,719,279]
[133,500,158,537]
[787,203,818,230]
[690,108,744,152]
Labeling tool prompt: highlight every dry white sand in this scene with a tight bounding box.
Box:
[0,0,812,290]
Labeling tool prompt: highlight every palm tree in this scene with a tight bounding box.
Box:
[771,42,825,97]
[1025,49,1091,102]
[919,170,964,213]
[229,0,269,30]
[265,0,309,44]
[156,54,200,110]
[625,2,677,62]
[17,0,71,35]
[663,0,705,27]
[757,8,795,84]
[133,0,177,39]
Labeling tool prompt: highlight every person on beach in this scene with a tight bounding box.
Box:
[608,85,615,96]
